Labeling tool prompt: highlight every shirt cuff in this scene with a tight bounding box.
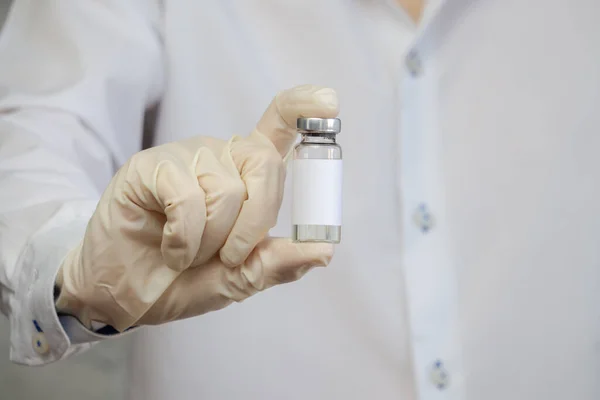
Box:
[8,200,128,365]
[58,315,130,344]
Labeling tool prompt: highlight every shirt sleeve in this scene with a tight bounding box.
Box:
[0,0,164,365]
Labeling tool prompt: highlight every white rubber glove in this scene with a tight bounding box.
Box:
[54,85,339,332]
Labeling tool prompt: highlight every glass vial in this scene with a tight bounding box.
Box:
[292,117,343,243]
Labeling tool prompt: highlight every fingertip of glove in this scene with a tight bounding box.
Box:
[311,87,339,111]
[219,247,242,268]
[276,85,340,118]
[292,241,335,267]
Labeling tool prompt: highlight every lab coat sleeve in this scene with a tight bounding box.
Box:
[0,0,164,365]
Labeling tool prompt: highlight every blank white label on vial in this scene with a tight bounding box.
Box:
[292,159,343,226]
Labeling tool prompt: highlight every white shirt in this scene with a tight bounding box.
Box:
[1,1,600,399]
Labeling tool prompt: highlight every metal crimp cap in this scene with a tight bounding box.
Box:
[297,117,341,134]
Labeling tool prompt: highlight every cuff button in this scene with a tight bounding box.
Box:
[32,332,49,355]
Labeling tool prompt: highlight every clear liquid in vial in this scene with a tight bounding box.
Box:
[292,224,341,244]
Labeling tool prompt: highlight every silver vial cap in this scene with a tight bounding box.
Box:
[297,117,341,134]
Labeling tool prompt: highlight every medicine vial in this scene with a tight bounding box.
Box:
[292,117,343,243]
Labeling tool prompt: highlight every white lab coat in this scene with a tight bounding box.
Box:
[1,0,599,399]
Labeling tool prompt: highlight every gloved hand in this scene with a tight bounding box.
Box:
[54,85,339,332]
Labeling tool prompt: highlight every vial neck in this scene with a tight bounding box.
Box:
[300,134,337,144]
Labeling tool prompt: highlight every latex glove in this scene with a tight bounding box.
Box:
[54,85,339,331]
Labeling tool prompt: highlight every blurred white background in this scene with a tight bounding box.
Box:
[0,1,130,398]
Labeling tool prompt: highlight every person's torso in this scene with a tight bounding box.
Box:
[130,1,600,399]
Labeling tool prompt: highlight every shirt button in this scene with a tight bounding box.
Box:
[32,332,49,355]
[406,50,423,77]
[430,359,450,390]
[413,203,435,233]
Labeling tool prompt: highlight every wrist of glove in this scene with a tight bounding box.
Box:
[54,85,339,332]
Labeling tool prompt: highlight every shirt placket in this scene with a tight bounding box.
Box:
[396,2,467,399]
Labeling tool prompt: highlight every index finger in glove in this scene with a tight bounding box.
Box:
[219,85,339,267]
[256,84,340,157]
